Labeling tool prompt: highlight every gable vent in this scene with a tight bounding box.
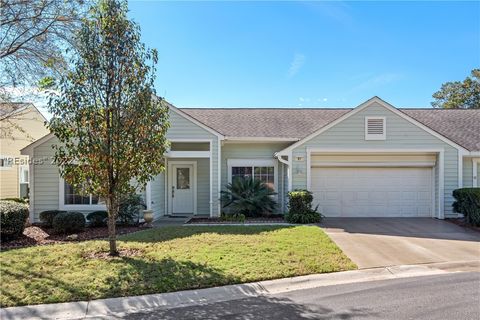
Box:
[365,117,386,140]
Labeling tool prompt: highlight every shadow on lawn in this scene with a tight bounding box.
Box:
[119,225,297,243]
[0,256,242,308]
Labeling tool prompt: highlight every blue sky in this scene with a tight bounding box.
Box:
[130,1,478,108]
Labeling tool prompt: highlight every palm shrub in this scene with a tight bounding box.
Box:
[453,188,480,226]
[221,177,277,217]
[0,200,29,241]
[285,190,323,224]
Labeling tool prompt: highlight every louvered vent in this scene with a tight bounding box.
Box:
[365,117,386,140]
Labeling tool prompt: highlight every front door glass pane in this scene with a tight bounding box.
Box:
[177,168,190,189]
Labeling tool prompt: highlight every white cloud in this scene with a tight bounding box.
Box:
[323,98,328,102]
[288,53,306,78]
[352,73,402,92]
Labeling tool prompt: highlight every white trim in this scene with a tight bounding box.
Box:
[209,140,213,217]
[473,159,479,187]
[165,151,210,158]
[225,137,299,142]
[458,152,463,188]
[307,147,444,153]
[164,157,168,215]
[276,96,469,156]
[58,176,106,211]
[20,133,55,154]
[469,152,480,156]
[226,158,278,193]
[217,137,222,216]
[288,150,293,191]
[306,149,312,190]
[28,155,35,222]
[438,151,445,219]
[431,167,436,218]
[146,181,152,210]
[168,138,213,142]
[168,104,224,139]
[167,160,197,215]
[311,161,436,167]
[364,116,386,141]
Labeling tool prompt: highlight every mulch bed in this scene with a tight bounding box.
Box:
[0,224,146,250]
[446,218,480,232]
[186,216,287,225]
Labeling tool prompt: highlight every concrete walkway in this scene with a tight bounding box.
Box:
[321,218,480,269]
[1,260,478,320]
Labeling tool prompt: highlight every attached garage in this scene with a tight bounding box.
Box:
[309,153,437,217]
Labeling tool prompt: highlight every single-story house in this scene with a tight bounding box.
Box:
[21,97,480,222]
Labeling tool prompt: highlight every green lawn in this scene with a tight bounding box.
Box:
[0,225,356,307]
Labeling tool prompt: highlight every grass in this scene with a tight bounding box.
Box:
[0,225,356,307]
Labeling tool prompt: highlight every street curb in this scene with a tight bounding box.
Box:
[1,260,478,320]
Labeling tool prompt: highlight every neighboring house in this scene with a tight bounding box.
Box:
[21,97,480,223]
[1,103,49,199]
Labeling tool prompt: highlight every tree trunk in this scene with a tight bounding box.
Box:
[107,196,119,256]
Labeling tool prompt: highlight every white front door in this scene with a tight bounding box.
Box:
[172,164,194,214]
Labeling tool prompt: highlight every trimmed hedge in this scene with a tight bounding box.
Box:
[52,211,86,234]
[86,210,108,227]
[1,198,28,204]
[39,210,66,227]
[285,190,323,224]
[453,188,480,226]
[0,200,29,241]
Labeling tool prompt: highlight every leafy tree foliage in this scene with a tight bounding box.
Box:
[431,69,480,109]
[48,0,170,255]
[0,0,88,101]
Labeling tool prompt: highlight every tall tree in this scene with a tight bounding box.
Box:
[48,0,170,256]
[0,0,88,101]
[431,69,480,109]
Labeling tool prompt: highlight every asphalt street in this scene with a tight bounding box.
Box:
[106,272,480,320]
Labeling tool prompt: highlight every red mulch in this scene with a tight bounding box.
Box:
[1,224,146,250]
[186,216,286,224]
[445,218,480,232]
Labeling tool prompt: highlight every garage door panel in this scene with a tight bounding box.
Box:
[312,167,433,217]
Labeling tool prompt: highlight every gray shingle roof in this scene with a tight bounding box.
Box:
[181,108,480,151]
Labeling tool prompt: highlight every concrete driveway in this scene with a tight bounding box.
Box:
[321,218,480,269]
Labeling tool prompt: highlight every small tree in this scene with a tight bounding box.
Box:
[48,0,169,255]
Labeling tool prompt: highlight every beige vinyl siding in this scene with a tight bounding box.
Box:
[0,105,49,198]
[291,102,460,217]
[220,142,291,213]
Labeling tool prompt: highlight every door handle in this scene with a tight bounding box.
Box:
[172,186,175,198]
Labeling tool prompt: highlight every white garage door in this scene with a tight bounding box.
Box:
[311,167,433,217]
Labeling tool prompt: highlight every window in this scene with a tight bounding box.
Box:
[365,117,386,140]
[60,179,105,209]
[0,156,12,169]
[228,159,276,190]
[19,166,29,198]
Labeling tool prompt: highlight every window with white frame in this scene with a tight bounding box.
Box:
[228,159,276,190]
[61,179,105,208]
[365,116,386,140]
[19,166,29,198]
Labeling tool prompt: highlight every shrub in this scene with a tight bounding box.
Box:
[452,188,480,226]
[220,178,277,217]
[220,212,246,223]
[39,210,66,227]
[285,190,323,224]
[1,197,28,204]
[52,211,86,234]
[86,210,108,227]
[118,194,146,225]
[0,200,29,241]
